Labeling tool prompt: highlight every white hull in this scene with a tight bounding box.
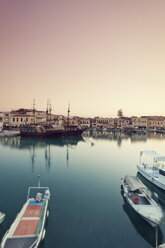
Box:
[137,164,165,190]
[0,131,20,137]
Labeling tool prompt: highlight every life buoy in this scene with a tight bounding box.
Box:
[132,195,140,204]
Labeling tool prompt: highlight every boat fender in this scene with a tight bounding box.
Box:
[132,196,140,204]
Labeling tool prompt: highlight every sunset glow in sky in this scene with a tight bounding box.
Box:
[1,0,165,117]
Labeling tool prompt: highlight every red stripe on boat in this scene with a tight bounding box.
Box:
[23,206,42,218]
[13,219,39,236]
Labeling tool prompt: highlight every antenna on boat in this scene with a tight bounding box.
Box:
[37,174,40,188]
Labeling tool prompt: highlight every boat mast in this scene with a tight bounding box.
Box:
[46,99,52,126]
[33,99,36,124]
[67,102,70,127]
[49,99,52,125]
[46,100,49,126]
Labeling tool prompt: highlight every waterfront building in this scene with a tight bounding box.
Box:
[10,114,35,126]
[146,116,165,129]
[117,117,132,128]
[79,118,91,128]
[92,117,115,128]
[35,111,46,124]
[10,109,47,126]
[2,112,10,127]
[51,115,63,127]
[131,117,147,128]
[68,116,79,126]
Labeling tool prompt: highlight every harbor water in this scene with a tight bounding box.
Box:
[0,132,165,248]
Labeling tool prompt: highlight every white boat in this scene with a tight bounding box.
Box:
[0,212,5,224]
[1,176,50,248]
[121,175,163,227]
[0,130,20,137]
[137,151,165,190]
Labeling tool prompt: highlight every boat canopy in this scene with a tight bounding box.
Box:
[140,151,165,162]
[124,175,146,191]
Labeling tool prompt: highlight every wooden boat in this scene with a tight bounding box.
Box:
[1,176,50,248]
[20,124,85,138]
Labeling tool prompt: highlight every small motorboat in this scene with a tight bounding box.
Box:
[121,175,163,227]
[0,212,5,224]
[1,176,50,248]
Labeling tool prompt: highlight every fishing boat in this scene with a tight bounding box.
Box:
[0,212,5,224]
[121,175,163,227]
[121,190,163,247]
[137,151,165,190]
[1,176,50,248]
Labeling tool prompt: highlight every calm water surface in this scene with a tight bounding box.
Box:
[0,132,165,248]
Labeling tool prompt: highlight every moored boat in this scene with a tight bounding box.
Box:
[1,176,50,248]
[121,175,163,227]
[0,130,20,137]
[137,151,165,190]
[20,124,85,138]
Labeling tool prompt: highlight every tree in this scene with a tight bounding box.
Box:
[117,109,123,118]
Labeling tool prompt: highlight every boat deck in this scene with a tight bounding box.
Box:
[4,201,46,248]
[14,200,46,237]
[128,193,150,205]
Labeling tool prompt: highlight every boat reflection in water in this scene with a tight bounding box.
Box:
[121,189,163,247]
[0,136,85,171]
[137,172,165,207]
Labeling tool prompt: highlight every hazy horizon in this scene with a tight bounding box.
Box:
[1,0,165,117]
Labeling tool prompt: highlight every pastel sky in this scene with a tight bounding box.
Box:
[1,0,165,117]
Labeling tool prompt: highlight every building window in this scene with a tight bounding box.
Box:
[26,118,28,122]
[13,118,15,122]
[21,118,23,122]
[17,118,19,122]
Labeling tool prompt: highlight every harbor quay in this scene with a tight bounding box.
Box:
[0,108,165,134]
